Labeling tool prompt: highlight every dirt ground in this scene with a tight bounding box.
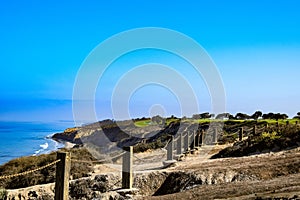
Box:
[6,145,300,199]
[89,144,300,199]
[134,145,300,199]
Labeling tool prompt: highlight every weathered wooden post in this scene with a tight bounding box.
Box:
[265,123,269,133]
[163,136,177,166]
[195,130,200,149]
[198,130,201,147]
[55,152,71,200]
[191,131,196,149]
[200,129,205,146]
[190,131,196,154]
[286,120,289,126]
[213,127,218,145]
[184,132,190,152]
[253,125,257,135]
[239,127,244,141]
[167,136,174,160]
[176,133,182,155]
[122,146,133,189]
[276,121,280,132]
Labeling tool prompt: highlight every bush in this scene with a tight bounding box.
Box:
[0,187,7,200]
[212,125,300,159]
[0,148,96,189]
[133,139,165,153]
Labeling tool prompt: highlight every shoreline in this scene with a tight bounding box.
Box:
[0,121,75,166]
[0,137,75,166]
[51,137,76,149]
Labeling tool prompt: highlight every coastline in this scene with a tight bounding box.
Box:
[50,136,76,149]
[0,121,75,166]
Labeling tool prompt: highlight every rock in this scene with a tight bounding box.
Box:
[98,191,125,200]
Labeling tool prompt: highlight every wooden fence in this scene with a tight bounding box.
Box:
[0,120,298,199]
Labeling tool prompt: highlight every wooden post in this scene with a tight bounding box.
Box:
[276,122,279,132]
[286,120,289,126]
[195,131,200,147]
[167,136,174,160]
[213,128,218,145]
[296,121,299,125]
[184,132,190,152]
[191,131,196,149]
[176,133,182,155]
[253,125,257,135]
[265,123,269,133]
[122,146,133,189]
[239,127,243,141]
[200,129,205,146]
[55,152,71,200]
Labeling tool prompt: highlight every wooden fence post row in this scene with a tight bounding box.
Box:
[176,133,182,155]
[55,152,71,200]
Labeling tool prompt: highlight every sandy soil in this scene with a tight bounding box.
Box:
[135,146,300,200]
[6,145,300,199]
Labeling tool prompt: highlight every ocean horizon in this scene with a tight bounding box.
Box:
[0,120,75,165]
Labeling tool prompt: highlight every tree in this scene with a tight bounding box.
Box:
[294,112,300,119]
[251,111,263,120]
[262,112,274,119]
[235,113,251,120]
[228,114,236,120]
[192,114,201,119]
[215,113,231,119]
[262,112,288,120]
[192,112,212,119]
[200,112,212,119]
[273,113,288,120]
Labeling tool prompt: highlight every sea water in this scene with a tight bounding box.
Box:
[0,121,74,165]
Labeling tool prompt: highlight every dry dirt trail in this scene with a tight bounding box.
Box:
[93,144,228,174]
[93,145,300,199]
[6,145,300,199]
[135,146,300,200]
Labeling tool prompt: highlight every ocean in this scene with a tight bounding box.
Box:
[0,121,74,165]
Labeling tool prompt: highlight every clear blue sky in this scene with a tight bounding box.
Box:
[0,0,300,121]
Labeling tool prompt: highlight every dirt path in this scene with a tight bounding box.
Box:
[92,144,230,174]
[91,145,300,199]
[137,147,300,199]
[6,146,300,199]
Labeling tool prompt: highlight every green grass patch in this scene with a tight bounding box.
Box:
[134,119,152,127]
[258,119,299,125]
[261,132,281,140]
[165,118,180,125]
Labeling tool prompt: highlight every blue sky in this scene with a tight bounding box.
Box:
[0,0,300,121]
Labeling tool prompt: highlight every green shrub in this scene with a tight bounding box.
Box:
[212,125,300,158]
[0,148,96,189]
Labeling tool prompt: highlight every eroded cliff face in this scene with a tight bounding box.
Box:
[52,127,82,144]
[5,170,260,200]
[51,120,207,157]
[51,119,216,146]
